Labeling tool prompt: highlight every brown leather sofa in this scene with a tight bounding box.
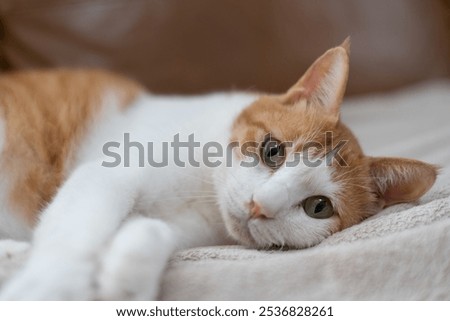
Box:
[0,0,448,96]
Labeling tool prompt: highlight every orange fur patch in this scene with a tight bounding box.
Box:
[0,69,143,225]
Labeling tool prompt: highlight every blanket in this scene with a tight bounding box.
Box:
[1,80,449,300]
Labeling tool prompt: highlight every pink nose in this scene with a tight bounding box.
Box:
[249,200,270,219]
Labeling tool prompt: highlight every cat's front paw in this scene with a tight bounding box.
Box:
[0,260,95,300]
[97,218,175,300]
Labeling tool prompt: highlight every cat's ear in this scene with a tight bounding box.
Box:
[281,37,350,119]
[369,157,438,207]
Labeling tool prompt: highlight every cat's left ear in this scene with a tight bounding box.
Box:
[281,37,350,120]
[369,157,438,208]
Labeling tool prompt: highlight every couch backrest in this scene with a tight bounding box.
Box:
[0,0,448,95]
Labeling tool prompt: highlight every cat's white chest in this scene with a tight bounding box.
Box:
[75,92,257,248]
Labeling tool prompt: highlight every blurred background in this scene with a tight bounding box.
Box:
[0,0,448,96]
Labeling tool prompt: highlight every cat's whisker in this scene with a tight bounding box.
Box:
[332,167,362,179]
[341,183,372,190]
[155,194,218,201]
[174,171,218,186]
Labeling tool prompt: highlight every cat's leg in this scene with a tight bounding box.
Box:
[97,216,175,300]
[0,162,143,300]
[96,208,230,300]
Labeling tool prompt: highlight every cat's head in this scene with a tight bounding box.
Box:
[216,38,438,249]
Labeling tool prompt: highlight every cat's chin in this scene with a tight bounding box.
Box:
[222,210,292,250]
[223,209,330,250]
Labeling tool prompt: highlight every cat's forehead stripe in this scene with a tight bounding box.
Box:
[233,97,353,149]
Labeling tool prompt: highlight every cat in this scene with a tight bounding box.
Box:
[0,39,437,300]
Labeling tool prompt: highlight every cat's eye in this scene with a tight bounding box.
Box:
[302,196,334,219]
[261,135,285,169]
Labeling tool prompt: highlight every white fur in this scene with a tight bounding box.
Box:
[217,148,341,249]
[0,90,341,300]
[98,217,175,300]
[0,240,29,259]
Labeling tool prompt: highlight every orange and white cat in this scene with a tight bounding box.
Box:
[0,40,437,300]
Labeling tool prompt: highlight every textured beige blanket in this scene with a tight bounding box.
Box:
[1,80,449,300]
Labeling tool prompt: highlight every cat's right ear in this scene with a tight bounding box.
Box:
[281,38,350,120]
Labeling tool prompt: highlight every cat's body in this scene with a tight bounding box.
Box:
[0,69,249,245]
[0,41,438,300]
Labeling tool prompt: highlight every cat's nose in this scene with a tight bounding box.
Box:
[249,200,272,219]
